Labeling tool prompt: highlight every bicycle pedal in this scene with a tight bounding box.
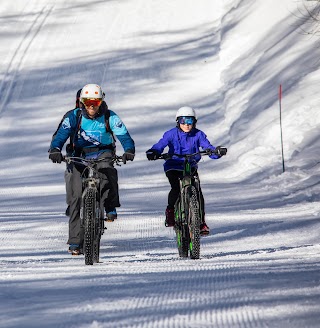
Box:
[105,218,114,222]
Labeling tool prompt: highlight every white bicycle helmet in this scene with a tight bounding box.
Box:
[80,84,104,101]
[175,106,197,120]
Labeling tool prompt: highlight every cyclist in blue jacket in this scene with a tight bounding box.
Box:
[146,106,227,236]
[49,84,135,255]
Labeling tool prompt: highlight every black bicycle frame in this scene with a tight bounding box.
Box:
[176,155,203,224]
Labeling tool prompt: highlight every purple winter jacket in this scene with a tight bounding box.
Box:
[150,127,219,172]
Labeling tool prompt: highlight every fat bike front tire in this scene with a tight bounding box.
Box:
[187,186,201,260]
[175,225,189,258]
[93,239,100,263]
[93,199,103,263]
[83,188,96,265]
[174,203,189,258]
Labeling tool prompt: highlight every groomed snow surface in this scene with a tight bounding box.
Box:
[0,0,320,327]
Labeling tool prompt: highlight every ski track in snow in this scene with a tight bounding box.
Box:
[1,197,320,328]
[0,4,54,115]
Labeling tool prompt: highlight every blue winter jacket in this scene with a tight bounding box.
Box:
[50,108,134,157]
[150,127,219,172]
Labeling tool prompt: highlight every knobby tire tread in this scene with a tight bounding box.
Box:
[175,198,189,258]
[84,188,96,265]
[93,200,102,263]
[176,224,189,258]
[188,186,201,259]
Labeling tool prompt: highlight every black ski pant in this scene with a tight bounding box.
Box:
[165,170,205,222]
[64,166,72,207]
[67,153,120,245]
[65,147,75,208]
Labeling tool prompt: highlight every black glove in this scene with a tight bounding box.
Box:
[49,148,63,163]
[215,146,227,157]
[122,149,135,164]
[146,149,160,161]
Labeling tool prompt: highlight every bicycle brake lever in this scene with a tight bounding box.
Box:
[161,154,171,160]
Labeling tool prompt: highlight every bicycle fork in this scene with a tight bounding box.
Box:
[80,177,102,228]
[175,178,192,236]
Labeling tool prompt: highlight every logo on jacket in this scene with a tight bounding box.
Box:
[114,118,123,128]
[80,131,101,146]
[62,118,71,130]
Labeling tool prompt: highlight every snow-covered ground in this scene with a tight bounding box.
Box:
[0,0,320,327]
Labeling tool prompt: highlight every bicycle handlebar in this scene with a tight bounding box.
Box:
[157,149,219,160]
[63,155,123,166]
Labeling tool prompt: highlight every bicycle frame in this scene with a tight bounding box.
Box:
[175,156,201,258]
[80,161,102,228]
[64,155,122,265]
[159,150,217,259]
[178,157,203,222]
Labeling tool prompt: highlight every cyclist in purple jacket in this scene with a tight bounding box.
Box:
[146,106,227,236]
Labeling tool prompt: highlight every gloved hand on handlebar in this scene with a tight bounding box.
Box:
[204,148,214,155]
[122,149,135,164]
[49,148,63,163]
[146,149,160,161]
[215,146,227,157]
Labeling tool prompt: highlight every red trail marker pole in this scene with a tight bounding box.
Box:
[279,84,285,173]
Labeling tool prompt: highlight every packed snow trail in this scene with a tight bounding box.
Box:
[1,199,320,328]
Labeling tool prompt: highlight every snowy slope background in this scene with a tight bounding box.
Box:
[0,0,320,327]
